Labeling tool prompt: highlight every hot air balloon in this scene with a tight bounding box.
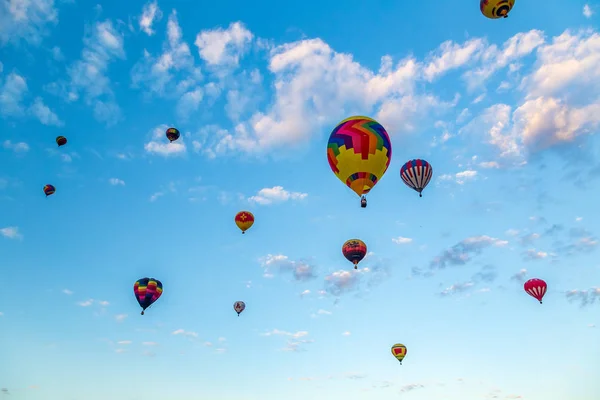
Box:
[234,301,246,316]
[524,278,547,304]
[166,127,180,143]
[342,239,367,269]
[327,116,392,208]
[56,136,67,147]
[43,184,56,197]
[480,0,515,19]
[235,211,254,234]
[391,344,407,364]
[400,159,433,197]
[134,277,163,315]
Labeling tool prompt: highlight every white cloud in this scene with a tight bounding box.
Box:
[108,178,125,186]
[131,10,202,99]
[117,340,132,345]
[139,0,162,36]
[342,331,351,336]
[77,299,94,307]
[29,97,64,126]
[0,0,58,46]
[0,226,22,239]
[194,21,254,67]
[438,170,478,185]
[3,140,29,153]
[172,329,198,338]
[142,341,158,346]
[62,289,73,295]
[115,314,128,322]
[66,19,125,125]
[259,254,316,281]
[583,4,593,18]
[248,186,307,205]
[392,236,413,245]
[0,73,28,117]
[0,312,3,317]
[144,125,186,156]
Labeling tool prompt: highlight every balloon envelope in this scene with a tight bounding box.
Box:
[327,116,392,197]
[43,184,56,196]
[134,277,163,313]
[391,343,407,363]
[56,136,67,147]
[342,239,367,267]
[235,211,254,233]
[480,0,515,19]
[524,278,547,303]
[234,301,246,315]
[166,128,180,142]
[400,159,433,196]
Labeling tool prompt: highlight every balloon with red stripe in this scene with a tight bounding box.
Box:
[524,278,547,304]
[400,159,433,197]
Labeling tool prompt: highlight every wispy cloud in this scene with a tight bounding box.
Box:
[0,226,22,239]
[565,288,600,307]
[259,254,316,281]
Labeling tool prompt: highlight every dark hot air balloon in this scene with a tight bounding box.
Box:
[56,136,67,147]
[134,277,163,315]
[342,239,367,269]
[166,128,180,143]
[43,184,56,197]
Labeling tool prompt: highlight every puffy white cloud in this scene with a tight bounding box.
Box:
[194,21,254,67]
[139,0,162,36]
[144,125,186,156]
[0,73,28,117]
[0,0,58,46]
[29,97,63,126]
[3,140,29,153]
[583,4,593,18]
[392,237,413,245]
[0,226,22,239]
[259,254,316,281]
[108,178,125,186]
[248,186,307,205]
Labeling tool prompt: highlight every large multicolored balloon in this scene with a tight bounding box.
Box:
[166,127,180,143]
[400,159,433,198]
[342,239,367,269]
[235,211,254,234]
[480,0,515,19]
[524,278,547,304]
[327,116,392,206]
[43,184,56,197]
[234,301,246,316]
[56,136,67,147]
[134,277,163,315]
[391,344,407,364]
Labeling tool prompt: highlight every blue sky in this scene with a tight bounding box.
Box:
[1,0,600,399]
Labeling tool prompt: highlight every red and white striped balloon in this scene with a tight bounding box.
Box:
[524,278,547,304]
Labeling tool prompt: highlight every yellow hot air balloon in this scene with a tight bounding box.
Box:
[391,343,407,364]
[327,116,392,208]
[480,0,515,19]
[235,211,254,234]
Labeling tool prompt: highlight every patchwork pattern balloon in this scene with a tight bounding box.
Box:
[524,278,547,304]
[166,127,180,143]
[400,159,433,197]
[134,277,163,315]
[342,239,367,269]
[391,343,407,364]
[480,0,515,19]
[234,301,246,316]
[327,116,392,205]
[235,211,254,234]
[43,184,56,197]
[56,136,67,147]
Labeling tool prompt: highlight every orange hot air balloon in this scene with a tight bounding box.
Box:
[235,211,254,234]
[43,184,56,197]
[342,239,367,269]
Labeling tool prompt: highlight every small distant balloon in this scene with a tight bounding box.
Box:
[391,343,407,364]
[235,211,255,234]
[342,239,367,269]
[166,128,180,143]
[43,184,56,197]
[480,0,515,19]
[56,136,67,147]
[134,277,163,315]
[524,278,547,304]
[234,301,246,316]
[400,159,433,197]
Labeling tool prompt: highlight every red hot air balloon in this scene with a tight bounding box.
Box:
[342,239,367,269]
[524,278,547,304]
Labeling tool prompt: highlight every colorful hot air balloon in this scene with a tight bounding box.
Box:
[235,211,254,234]
[391,344,407,364]
[400,159,433,198]
[480,0,515,19]
[234,301,246,316]
[134,277,163,315]
[327,116,392,208]
[43,184,56,197]
[524,278,547,304]
[56,136,67,147]
[166,127,180,143]
[342,239,367,269]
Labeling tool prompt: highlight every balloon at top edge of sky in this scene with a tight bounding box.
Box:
[480,0,516,19]
[326,116,392,203]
